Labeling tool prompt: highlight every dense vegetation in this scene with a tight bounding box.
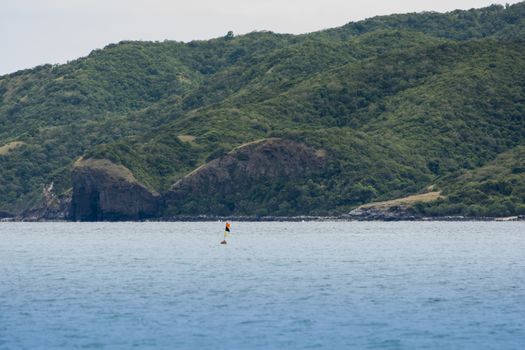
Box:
[0,2,524,216]
[413,146,525,217]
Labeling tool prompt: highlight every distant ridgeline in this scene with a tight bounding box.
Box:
[0,3,524,220]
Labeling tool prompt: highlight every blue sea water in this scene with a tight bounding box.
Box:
[1,221,524,349]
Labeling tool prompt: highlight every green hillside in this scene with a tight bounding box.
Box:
[414,145,525,217]
[0,2,524,218]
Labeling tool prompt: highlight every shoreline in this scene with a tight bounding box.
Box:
[2,215,523,223]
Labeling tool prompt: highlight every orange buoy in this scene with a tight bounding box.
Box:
[221,222,231,245]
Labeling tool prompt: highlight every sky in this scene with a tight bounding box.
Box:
[0,0,522,75]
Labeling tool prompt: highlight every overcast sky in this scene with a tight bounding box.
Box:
[0,0,522,75]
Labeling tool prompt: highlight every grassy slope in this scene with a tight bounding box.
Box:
[413,145,525,216]
[85,38,525,216]
[0,3,524,215]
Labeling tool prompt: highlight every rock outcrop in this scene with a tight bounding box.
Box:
[345,206,421,221]
[345,191,442,221]
[69,139,327,220]
[71,158,159,221]
[21,183,71,221]
[163,138,327,215]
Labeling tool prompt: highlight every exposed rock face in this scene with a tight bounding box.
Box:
[344,191,442,221]
[71,159,159,221]
[345,206,420,221]
[69,139,326,220]
[21,183,72,221]
[163,138,327,215]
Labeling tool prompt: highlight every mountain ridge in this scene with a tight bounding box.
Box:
[1,2,524,220]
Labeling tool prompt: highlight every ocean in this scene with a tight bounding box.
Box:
[1,221,524,349]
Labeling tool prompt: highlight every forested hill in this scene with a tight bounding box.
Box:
[0,3,524,220]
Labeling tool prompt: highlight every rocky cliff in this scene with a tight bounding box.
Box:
[163,138,327,216]
[69,139,326,220]
[71,158,159,221]
[20,183,71,221]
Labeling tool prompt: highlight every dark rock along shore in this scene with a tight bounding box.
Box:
[48,138,326,221]
[69,159,159,221]
[14,137,524,222]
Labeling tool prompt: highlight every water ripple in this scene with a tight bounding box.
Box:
[0,221,524,349]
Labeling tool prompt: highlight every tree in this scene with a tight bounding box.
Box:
[225,31,234,40]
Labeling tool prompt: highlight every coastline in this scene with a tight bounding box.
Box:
[2,215,523,223]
